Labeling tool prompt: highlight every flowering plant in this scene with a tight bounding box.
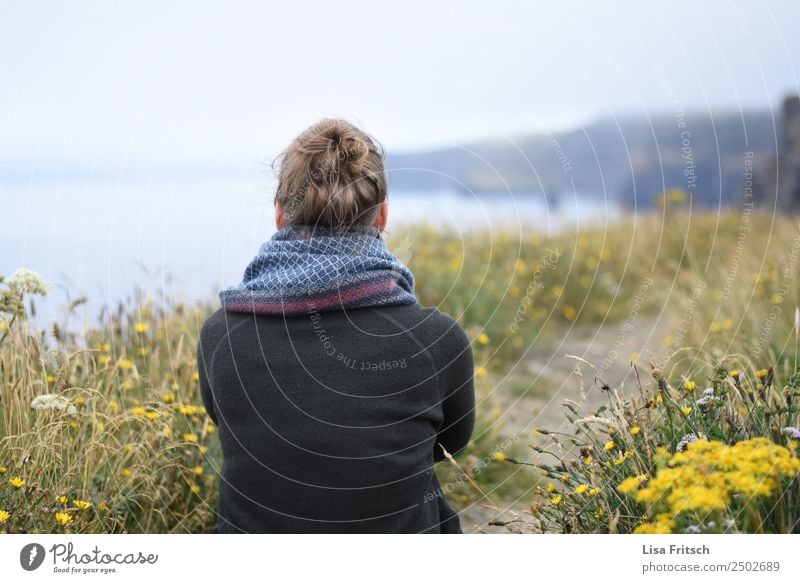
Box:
[498,360,800,534]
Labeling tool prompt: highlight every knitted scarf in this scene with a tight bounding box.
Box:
[219,225,416,315]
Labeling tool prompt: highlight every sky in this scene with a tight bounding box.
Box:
[1,0,799,176]
[1,0,799,322]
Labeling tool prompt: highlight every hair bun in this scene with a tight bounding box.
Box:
[298,120,369,181]
[337,135,369,174]
[275,118,387,228]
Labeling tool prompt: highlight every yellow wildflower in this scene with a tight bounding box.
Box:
[190,484,201,494]
[192,371,200,382]
[73,499,92,511]
[546,483,556,493]
[617,477,640,494]
[98,502,109,512]
[54,512,72,527]
[183,433,198,443]
[58,495,68,505]
[475,366,488,379]
[634,522,671,534]
[681,406,693,415]
[603,440,616,451]
[684,380,696,391]
[0,509,9,523]
[199,445,209,455]
[193,466,204,476]
[635,438,800,515]
[477,333,490,346]
[589,487,600,496]
[584,454,593,465]
[134,322,149,333]
[630,426,641,436]
[575,484,588,495]
[9,476,25,489]
[550,494,562,506]
[0,466,7,474]
[120,468,132,478]
[493,451,506,462]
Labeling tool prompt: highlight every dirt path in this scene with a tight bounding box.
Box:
[457,314,666,533]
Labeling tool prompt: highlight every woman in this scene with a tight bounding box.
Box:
[197,119,475,533]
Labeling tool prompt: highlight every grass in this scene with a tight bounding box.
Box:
[1,207,799,532]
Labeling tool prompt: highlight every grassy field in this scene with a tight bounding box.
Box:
[1,209,799,533]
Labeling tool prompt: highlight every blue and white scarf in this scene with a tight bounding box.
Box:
[219,225,416,315]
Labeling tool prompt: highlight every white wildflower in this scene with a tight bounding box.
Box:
[7,269,48,296]
[677,432,706,452]
[695,387,718,408]
[31,394,77,415]
[782,426,800,440]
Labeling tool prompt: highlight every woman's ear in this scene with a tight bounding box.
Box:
[275,200,287,229]
[372,201,389,231]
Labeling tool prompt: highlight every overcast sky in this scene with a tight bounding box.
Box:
[2,0,800,318]
[1,0,799,171]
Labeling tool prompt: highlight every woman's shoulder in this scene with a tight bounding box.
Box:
[198,308,249,345]
[369,303,470,353]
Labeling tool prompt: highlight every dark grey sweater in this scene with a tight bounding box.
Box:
[197,303,475,533]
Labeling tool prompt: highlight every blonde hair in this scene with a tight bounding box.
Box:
[274,119,387,228]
